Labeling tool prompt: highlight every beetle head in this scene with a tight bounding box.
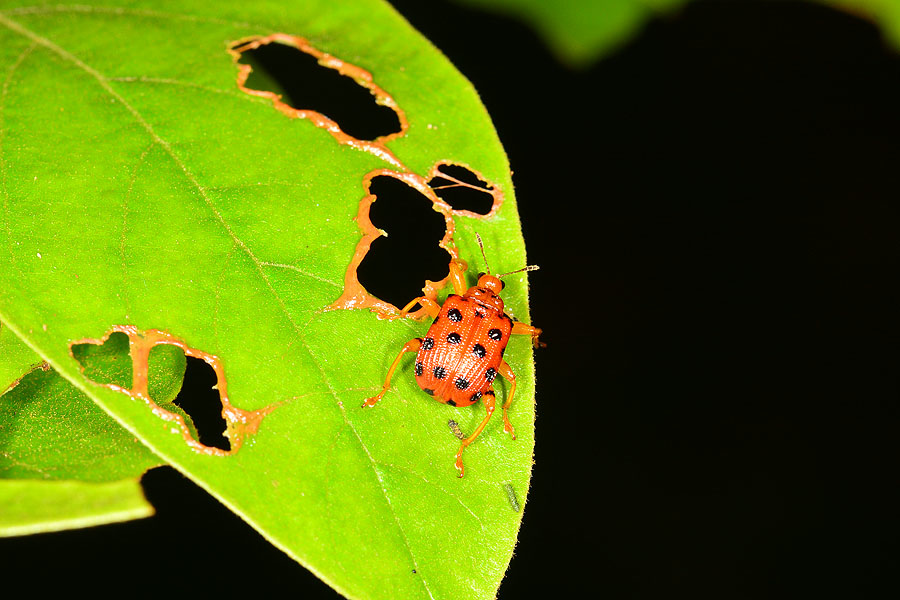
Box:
[468,233,539,310]
[476,272,504,293]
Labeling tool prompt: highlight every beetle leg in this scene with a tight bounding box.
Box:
[399,296,441,319]
[511,321,544,348]
[398,259,464,319]
[362,338,422,408]
[455,391,496,477]
[497,360,517,439]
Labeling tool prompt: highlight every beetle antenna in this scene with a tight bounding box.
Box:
[497,265,540,279]
[475,232,491,274]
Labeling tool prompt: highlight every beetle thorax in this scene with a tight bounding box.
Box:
[464,275,505,313]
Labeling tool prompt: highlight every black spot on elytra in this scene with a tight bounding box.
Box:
[448,308,462,322]
[474,310,485,318]
[485,367,497,382]
[488,328,502,341]
[472,343,486,358]
[447,332,462,344]
[356,175,451,309]
[415,361,424,376]
[471,391,483,402]
[427,163,496,215]
[422,337,435,350]
[433,365,447,379]
[236,40,401,141]
[446,399,457,407]
[455,377,470,390]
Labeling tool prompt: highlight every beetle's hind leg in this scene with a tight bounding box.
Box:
[362,338,422,408]
[454,390,495,477]
[497,360,518,439]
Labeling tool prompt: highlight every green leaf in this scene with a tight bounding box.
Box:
[0,478,154,537]
[0,2,535,599]
[0,320,43,394]
[0,345,169,534]
[454,0,688,67]
[0,354,164,482]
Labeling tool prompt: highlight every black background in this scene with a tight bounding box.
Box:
[3,1,900,597]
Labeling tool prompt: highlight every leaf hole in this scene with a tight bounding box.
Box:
[234,38,402,141]
[356,175,451,308]
[70,326,275,456]
[428,163,499,215]
[171,356,230,452]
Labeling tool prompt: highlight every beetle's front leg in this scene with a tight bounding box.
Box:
[447,258,469,295]
[399,296,441,319]
[511,321,544,348]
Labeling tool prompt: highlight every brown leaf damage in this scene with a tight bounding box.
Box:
[69,325,275,457]
[328,169,459,319]
[228,33,407,168]
[227,34,508,322]
[2,361,51,396]
[427,161,504,218]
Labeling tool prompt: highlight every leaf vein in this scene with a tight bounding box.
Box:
[259,261,342,288]
[0,450,51,477]
[301,341,437,600]
[212,241,238,350]
[0,40,36,270]
[377,460,486,532]
[120,141,157,321]
[108,76,268,104]
[2,4,273,31]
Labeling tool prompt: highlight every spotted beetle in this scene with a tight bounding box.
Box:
[362,234,542,477]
